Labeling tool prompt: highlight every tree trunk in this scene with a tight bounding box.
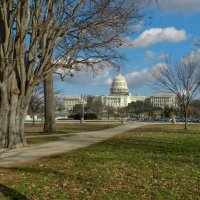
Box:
[184,107,188,130]
[0,84,29,148]
[32,113,35,127]
[44,74,56,133]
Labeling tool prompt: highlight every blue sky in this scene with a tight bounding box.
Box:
[54,0,200,97]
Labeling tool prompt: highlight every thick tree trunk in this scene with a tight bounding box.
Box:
[44,74,56,133]
[0,84,29,148]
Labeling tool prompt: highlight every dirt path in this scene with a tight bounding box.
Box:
[0,122,147,166]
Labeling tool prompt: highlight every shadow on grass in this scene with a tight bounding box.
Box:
[112,137,199,153]
[0,156,66,176]
[136,125,200,135]
[0,184,28,200]
[101,136,200,166]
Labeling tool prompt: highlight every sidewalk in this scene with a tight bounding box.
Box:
[0,123,146,166]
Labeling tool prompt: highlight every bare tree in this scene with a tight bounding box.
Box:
[188,99,200,117]
[105,106,115,120]
[0,0,150,148]
[55,96,66,115]
[92,97,104,119]
[28,85,44,126]
[85,96,104,119]
[151,58,200,129]
[42,0,153,133]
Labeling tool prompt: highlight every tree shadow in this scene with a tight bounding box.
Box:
[0,164,64,177]
[0,184,28,200]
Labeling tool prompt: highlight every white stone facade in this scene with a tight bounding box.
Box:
[100,71,147,108]
[101,95,148,108]
[63,96,81,111]
[150,93,177,109]
[101,95,129,108]
[129,95,147,103]
[62,71,177,110]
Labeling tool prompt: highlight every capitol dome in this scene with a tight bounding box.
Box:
[110,70,129,95]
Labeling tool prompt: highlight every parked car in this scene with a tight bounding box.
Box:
[190,118,200,123]
[159,118,172,122]
[126,117,137,122]
[57,116,68,120]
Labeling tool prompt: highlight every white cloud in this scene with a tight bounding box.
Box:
[104,77,113,86]
[122,27,187,48]
[128,21,143,32]
[159,0,200,15]
[184,48,200,63]
[54,69,90,85]
[93,67,110,81]
[59,60,169,90]
[54,61,112,86]
[125,63,167,88]
[126,48,200,90]
[145,50,169,61]
[145,50,156,59]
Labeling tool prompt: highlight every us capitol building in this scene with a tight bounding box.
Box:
[63,70,177,111]
[101,70,146,107]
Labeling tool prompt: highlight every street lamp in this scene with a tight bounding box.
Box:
[80,94,85,123]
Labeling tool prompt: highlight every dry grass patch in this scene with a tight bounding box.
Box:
[25,123,121,135]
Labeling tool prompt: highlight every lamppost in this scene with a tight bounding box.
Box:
[80,94,85,123]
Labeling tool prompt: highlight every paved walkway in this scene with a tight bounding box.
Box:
[0,122,146,166]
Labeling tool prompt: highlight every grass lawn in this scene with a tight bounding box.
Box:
[0,124,200,199]
[25,123,121,135]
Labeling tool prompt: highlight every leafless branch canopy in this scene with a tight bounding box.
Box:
[151,58,200,104]
[151,57,200,129]
[0,0,148,90]
[0,0,151,147]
